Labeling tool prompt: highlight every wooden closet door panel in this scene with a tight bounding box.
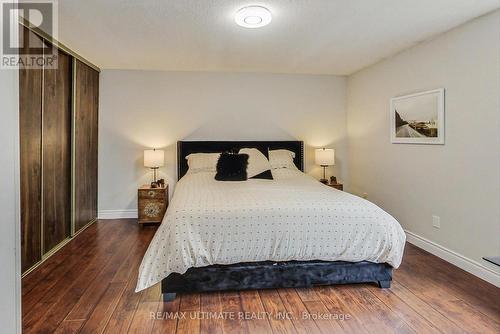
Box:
[42,47,72,252]
[19,26,43,272]
[74,60,99,232]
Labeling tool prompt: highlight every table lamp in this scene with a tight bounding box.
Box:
[144,149,164,183]
[315,148,335,184]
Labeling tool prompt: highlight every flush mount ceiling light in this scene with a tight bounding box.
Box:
[235,6,272,28]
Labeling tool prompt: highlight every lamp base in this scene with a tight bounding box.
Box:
[151,167,159,183]
[320,165,328,184]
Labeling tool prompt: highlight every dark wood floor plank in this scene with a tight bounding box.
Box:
[402,245,500,322]
[331,286,396,334]
[127,301,159,334]
[179,292,201,311]
[22,222,100,296]
[26,260,130,332]
[110,245,142,284]
[277,288,322,334]
[366,285,440,334]
[127,284,161,334]
[219,291,249,334]
[152,294,181,334]
[23,222,132,333]
[103,278,142,334]
[347,287,415,334]
[176,293,201,334]
[240,290,274,334]
[387,282,466,334]
[22,222,103,311]
[315,286,369,334]
[53,320,85,334]
[104,227,155,334]
[79,282,127,334]
[302,300,344,334]
[22,220,500,334]
[110,226,154,284]
[65,226,137,321]
[396,263,500,333]
[199,292,223,334]
[259,289,297,334]
[295,288,321,303]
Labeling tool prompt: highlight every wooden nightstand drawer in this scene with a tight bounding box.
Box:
[138,185,168,224]
[139,200,166,222]
[139,189,164,199]
[327,183,343,191]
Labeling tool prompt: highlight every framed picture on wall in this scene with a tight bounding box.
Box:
[390,88,445,144]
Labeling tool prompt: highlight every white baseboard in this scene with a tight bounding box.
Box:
[405,230,500,287]
[98,209,138,219]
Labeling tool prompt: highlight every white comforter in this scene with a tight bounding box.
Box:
[136,169,405,292]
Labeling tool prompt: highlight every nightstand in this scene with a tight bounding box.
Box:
[138,184,168,225]
[327,182,343,191]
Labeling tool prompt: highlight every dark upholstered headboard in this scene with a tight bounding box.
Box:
[177,141,304,180]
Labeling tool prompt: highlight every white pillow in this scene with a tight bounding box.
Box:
[268,149,297,169]
[186,153,220,173]
[239,148,271,178]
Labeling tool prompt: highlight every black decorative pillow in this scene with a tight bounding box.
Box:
[215,153,249,181]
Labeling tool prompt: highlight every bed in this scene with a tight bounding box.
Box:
[136,141,406,301]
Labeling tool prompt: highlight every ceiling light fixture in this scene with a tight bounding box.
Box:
[235,6,272,28]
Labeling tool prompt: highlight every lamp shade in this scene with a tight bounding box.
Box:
[144,149,164,168]
[315,148,335,166]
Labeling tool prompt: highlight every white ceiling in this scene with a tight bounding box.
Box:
[57,0,499,75]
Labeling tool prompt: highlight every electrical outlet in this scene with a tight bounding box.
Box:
[432,215,440,229]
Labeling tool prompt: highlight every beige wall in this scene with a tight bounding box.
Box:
[347,11,500,276]
[99,71,347,213]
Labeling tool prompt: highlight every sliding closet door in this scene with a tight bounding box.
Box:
[42,46,72,253]
[19,26,43,272]
[74,60,99,233]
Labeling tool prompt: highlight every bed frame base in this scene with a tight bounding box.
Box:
[161,260,392,301]
[377,280,391,288]
[162,293,177,302]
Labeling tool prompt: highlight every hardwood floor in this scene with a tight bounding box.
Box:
[22,219,500,333]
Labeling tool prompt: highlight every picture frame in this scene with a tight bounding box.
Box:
[390,88,445,144]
